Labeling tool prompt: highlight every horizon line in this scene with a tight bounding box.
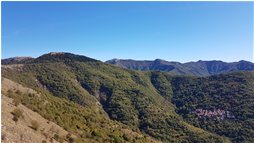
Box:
[2,52,253,64]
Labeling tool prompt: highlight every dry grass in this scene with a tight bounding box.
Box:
[1,78,70,143]
[1,95,69,143]
[2,78,39,97]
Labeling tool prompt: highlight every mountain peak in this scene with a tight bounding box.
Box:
[34,52,98,63]
[154,58,165,62]
[48,52,67,55]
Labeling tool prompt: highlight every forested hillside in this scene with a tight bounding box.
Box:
[150,71,254,142]
[2,52,253,143]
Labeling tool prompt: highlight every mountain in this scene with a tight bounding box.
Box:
[2,53,159,143]
[2,56,34,65]
[2,52,254,143]
[106,59,254,76]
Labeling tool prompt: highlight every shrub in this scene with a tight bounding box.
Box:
[50,138,53,143]
[112,135,124,143]
[12,98,21,106]
[53,134,59,141]
[66,133,75,143]
[42,140,47,143]
[123,134,132,141]
[91,130,101,137]
[68,137,75,143]
[42,132,50,139]
[7,89,14,97]
[28,93,34,97]
[11,108,23,122]
[13,116,19,123]
[53,133,65,143]
[7,89,13,94]
[1,133,6,141]
[15,90,22,95]
[30,120,39,131]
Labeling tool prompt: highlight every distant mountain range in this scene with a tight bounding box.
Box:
[4,56,254,77]
[106,59,254,76]
[3,56,254,76]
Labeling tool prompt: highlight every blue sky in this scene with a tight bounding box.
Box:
[2,2,253,62]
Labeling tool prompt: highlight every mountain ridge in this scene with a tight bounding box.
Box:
[3,52,253,65]
[106,58,254,76]
[4,53,254,77]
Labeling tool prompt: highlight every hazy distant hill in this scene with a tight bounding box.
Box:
[2,52,254,143]
[106,59,254,76]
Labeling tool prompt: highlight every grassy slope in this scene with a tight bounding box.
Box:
[2,53,228,143]
[1,93,68,143]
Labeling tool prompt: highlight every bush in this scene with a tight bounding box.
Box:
[30,120,39,131]
[123,134,132,141]
[7,89,14,97]
[1,133,6,141]
[53,134,59,141]
[12,98,21,106]
[13,116,19,123]
[15,90,22,95]
[66,133,75,143]
[53,133,65,143]
[91,130,101,137]
[112,135,124,143]
[11,108,23,122]
[42,140,47,143]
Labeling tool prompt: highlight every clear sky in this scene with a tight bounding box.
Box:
[2,2,254,62]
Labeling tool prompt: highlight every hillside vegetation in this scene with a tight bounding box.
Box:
[170,72,254,143]
[150,71,254,143]
[2,52,253,142]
